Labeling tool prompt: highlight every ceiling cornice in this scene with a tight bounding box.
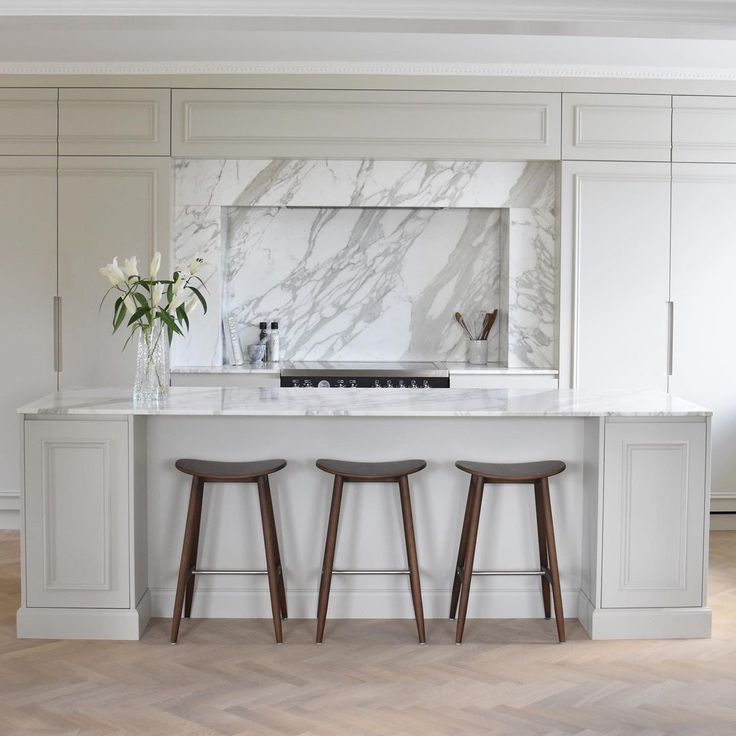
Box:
[1,0,736,25]
[3,60,736,81]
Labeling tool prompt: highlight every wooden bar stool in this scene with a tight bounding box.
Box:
[171,458,288,644]
[315,459,427,644]
[450,459,566,644]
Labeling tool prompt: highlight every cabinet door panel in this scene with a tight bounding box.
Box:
[602,421,707,608]
[564,161,670,391]
[58,157,171,389]
[0,89,57,155]
[671,164,736,494]
[24,419,130,608]
[673,96,736,163]
[0,158,57,496]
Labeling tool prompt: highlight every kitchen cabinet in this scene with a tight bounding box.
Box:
[0,157,57,503]
[601,420,707,609]
[59,88,171,156]
[670,163,736,497]
[562,93,671,162]
[0,89,57,155]
[561,161,671,391]
[23,418,132,609]
[58,156,171,389]
[673,96,736,163]
[172,89,561,160]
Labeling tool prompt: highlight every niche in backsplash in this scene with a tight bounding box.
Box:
[171,159,558,368]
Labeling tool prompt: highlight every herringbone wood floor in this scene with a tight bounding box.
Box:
[1,531,735,735]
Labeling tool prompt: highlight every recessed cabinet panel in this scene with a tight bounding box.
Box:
[564,161,670,391]
[24,419,130,608]
[602,421,707,608]
[562,93,671,161]
[0,158,57,497]
[0,89,57,155]
[673,96,736,163]
[172,89,561,159]
[59,88,170,155]
[58,157,171,389]
[670,164,736,494]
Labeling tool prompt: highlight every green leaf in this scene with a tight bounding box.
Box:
[127,305,150,326]
[158,309,184,338]
[188,286,208,315]
[176,305,190,332]
[133,291,149,308]
[112,299,127,332]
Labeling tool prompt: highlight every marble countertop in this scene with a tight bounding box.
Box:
[18,387,710,417]
[171,362,559,376]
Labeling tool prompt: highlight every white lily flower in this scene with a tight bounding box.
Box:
[149,251,162,279]
[122,256,138,279]
[188,255,205,275]
[99,257,125,287]
[150,282,165,307]
[172,274,188,295]
[168,292,187,313]
[123,295,136,314]
[185,295,199,315]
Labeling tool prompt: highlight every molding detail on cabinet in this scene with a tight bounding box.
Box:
[0,89,57,155]
[562,93,671,161]
[172,89,561,159]
[42,440,112,592]
[620,443,688,593]
[59,88,171,155]
[673,96,736,163]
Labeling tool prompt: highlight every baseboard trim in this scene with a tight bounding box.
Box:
[711,492,736,513]
[0,490,20,531]
[16,589,151,640]
[711,513,736,531]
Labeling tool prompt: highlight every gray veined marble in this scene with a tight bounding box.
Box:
[172,158,559,369]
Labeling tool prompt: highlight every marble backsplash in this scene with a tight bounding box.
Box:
[172,159,557,368]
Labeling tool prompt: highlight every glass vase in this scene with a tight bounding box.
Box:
[133,322,170,404]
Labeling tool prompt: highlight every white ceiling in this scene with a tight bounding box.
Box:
[1,1,736,76]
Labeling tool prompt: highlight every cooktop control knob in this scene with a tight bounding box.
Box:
[422,380,430,388]
[348,379,357,388]
[374,379,381,388]
[317,379,330,388]
[291,379,301,387]
[336,379,345,388]
[303,379,313,387]
[386,379,393,388]
[398,379,405,388]
[410,379,418,388]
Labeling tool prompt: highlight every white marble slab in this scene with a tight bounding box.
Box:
[18,388,711,418]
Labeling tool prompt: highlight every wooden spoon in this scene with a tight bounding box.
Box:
[481,309,498,340]
[454,311,474,340]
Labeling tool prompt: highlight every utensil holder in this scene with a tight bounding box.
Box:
[468,339,489,365]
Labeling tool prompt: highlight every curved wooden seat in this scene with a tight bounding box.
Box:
[175,458,287,482]
[455,459,565,483]
[316,458,426,480]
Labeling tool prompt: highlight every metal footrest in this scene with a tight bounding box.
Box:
[469,567,551,580]
[193,569,268,576]
[332,569,410,575]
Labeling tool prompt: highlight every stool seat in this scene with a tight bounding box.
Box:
[455,459,565,483]
[316,458,426,480]
[175,458,287,482]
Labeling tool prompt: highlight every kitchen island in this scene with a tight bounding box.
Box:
[17,387,711,641]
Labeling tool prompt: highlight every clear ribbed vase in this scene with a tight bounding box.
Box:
[133,322,170,404]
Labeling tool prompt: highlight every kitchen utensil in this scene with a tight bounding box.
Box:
[247,343,267,363]
[481,309,498,340]
[454,311,473,339]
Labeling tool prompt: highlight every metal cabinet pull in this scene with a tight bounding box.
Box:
[53,296,62,373]
[666,300,674,376]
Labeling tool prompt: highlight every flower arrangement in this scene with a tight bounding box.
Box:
[99,251,208,402]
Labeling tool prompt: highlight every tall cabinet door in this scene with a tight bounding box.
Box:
[562,161,671,390]
[0,158,57,497]
[671,164,736,495]
[58,157,171,389]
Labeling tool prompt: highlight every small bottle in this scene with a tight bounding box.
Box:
[268,321,280,363]
[258,321,268,343]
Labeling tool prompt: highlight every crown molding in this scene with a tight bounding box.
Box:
[2,60,736,81]
[1,0,736,25]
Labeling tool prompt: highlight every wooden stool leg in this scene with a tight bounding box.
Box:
[455,476,484,644]
[533,481,551,619]
[261,475,288,620]
[171,476,203,644]
[316,475,344,643]
[257,476,284,643]
[398,475,426,644]
[450,477,475,620]
[184,478,204,619]
[539,476,565,643]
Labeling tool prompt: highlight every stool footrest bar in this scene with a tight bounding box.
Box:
[193,569,267,576]
[332,569,410,575]
[472,569,547,576]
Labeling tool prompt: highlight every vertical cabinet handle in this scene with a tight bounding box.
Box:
[666,300,674,377]
[53,296,62,373]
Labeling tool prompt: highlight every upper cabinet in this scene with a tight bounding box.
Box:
[673,96,736,163]
[59,88,170,156]
[0,88,57,155]
[172,89,561,160]
[562,93,671,162]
